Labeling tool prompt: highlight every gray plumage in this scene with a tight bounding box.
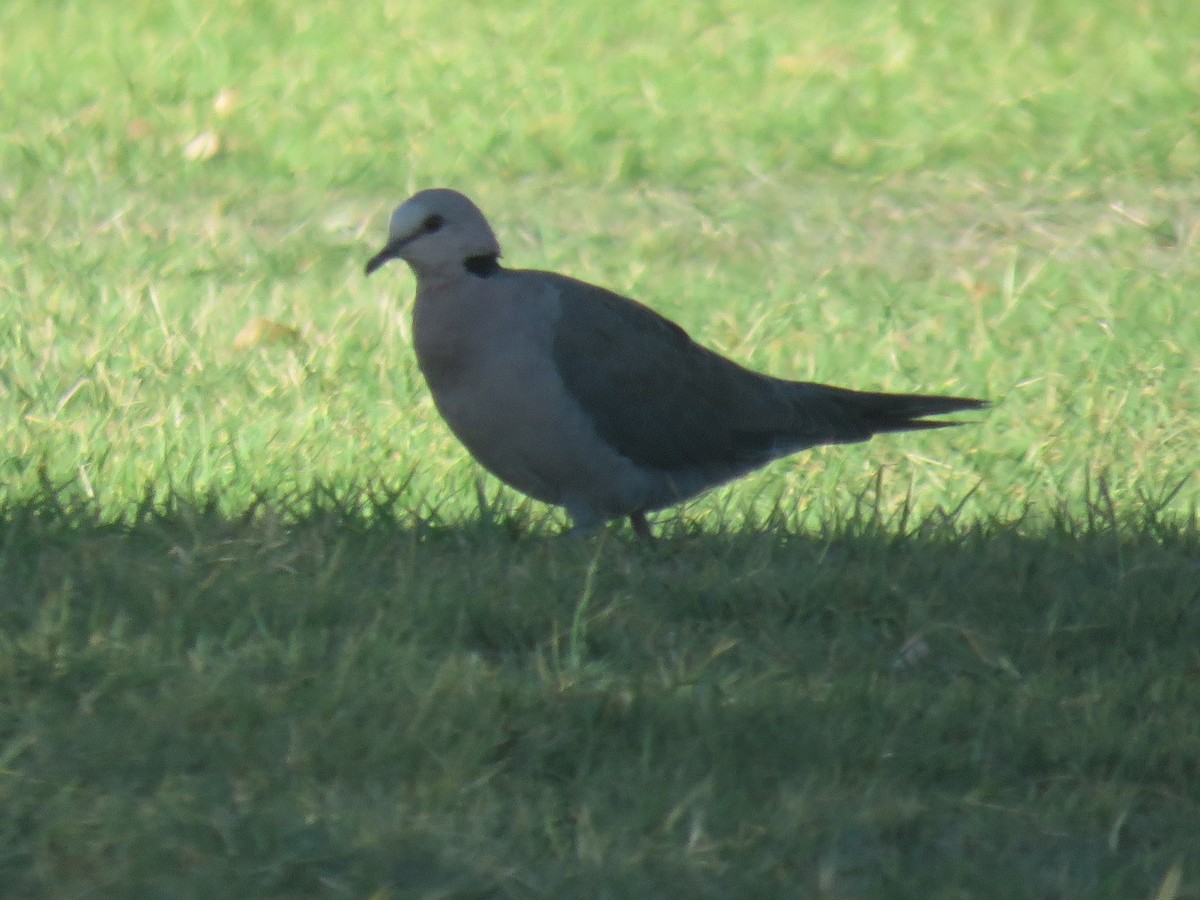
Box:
[365,188,987,536]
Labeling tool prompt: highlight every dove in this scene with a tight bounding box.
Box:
[365,189,986,537]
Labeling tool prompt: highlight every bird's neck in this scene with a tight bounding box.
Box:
[463,254,501,277]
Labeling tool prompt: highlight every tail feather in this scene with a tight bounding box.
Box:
[785,383,989,446]
[839,388,990,433]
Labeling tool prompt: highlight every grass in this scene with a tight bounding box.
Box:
[2,0,1199,896]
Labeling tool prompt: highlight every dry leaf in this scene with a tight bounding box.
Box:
[183,131,221,161]
[234,317,301,350]
[126,119,153,140]
[213,89,239,116]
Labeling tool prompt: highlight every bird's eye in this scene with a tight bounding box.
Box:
[423,214,444,233]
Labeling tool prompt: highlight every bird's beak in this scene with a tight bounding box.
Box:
[364,238,405,276]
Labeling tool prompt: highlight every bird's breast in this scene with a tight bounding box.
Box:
[405,277,659,517]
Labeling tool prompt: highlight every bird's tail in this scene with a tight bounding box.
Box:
[818,384,989,435]
[780,381,989,448]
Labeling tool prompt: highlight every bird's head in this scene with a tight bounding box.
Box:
[365,189,502,279]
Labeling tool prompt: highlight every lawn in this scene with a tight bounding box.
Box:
[2,0,1198,896]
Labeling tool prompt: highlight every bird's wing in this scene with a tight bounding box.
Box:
[545,273,842,473]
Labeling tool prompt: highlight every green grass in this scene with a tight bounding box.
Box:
[2,0,1199,896]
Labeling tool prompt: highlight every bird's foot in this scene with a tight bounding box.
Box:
[629,511,654,541]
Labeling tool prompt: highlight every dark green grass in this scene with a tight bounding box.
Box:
[1,483,1197,897]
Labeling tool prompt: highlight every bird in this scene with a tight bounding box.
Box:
[365,189,987,538]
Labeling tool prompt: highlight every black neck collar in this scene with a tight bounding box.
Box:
[463,254,501,277]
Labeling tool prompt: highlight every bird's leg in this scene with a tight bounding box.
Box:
[629,511,654,541]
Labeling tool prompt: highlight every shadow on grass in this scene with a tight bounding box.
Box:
[2,474,1195,656]
[0,479,1197,897]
